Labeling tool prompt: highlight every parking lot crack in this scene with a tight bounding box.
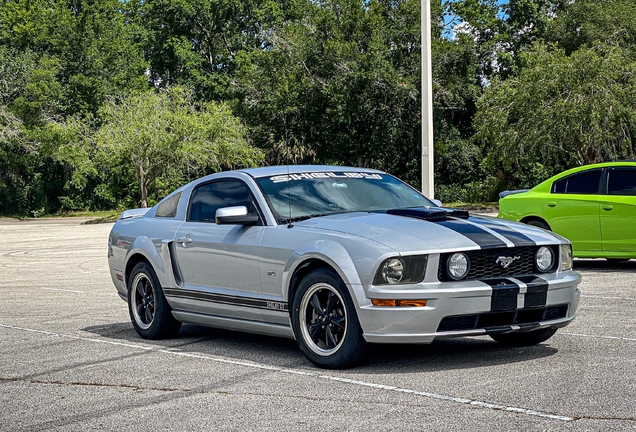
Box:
[0,377,190,393]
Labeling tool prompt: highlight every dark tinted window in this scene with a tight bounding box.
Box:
[553,179,567,193]
[608,168,636,196]
[551,170,601,194]
[156,192,181,218]
[188,180,257,222]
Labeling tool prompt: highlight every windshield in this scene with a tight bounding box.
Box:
[255,171,435,223]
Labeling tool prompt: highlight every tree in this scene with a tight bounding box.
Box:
[94,88,264,207]
[475,43,636,187]
[0,0,149,118]
[548,0,636,54]
[233,0,427,185]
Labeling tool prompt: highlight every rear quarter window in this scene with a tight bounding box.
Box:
[551,170,602,194]
[156,192,181,218]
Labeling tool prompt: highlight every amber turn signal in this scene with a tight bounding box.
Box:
[371,299,427,307]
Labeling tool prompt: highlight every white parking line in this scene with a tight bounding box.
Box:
[560,332,636,342]
[41,287,117,296]
[0,323,573,422]
[580,295,635,301]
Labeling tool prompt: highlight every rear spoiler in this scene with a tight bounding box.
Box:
[119,208,150,219]
[499,189,529,199]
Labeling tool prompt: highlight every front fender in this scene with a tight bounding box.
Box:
[283,239,368,308]
[124,237,179,290]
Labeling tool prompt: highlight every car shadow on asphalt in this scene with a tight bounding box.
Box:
[83,323,558,372]
[82,322,307,367]
[358,337,558,374]
[573,259,636,272]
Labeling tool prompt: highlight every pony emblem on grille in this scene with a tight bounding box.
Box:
[495,255,521,269]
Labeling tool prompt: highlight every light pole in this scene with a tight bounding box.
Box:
[421,0,434,198]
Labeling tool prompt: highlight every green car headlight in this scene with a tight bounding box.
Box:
[374,255,427,285]
[560,244,573,271]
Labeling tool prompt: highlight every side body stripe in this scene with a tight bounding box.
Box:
[164,288,289,312]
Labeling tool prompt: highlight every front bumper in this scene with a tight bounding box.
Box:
[357,270,581,344]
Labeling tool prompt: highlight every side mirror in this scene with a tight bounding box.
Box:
[215,206,259,225]
[431,199,443,207]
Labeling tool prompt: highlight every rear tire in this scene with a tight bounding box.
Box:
[490,328,557,346]
[291,268,369,369]
[128,262,182,339]
[525,219,550,231]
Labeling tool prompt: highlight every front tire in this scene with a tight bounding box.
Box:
[291,269,369,369]
[605,258,631,264]
[490,328,557,346]
[128,262,182,339]
[525,219,550,231]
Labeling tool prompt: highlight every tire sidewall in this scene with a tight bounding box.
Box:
[127,262,174,339]
[291,268,367,369]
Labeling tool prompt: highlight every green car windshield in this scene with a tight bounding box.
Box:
[255,171,434,223]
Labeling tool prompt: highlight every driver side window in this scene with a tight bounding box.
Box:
[188,180,258,223]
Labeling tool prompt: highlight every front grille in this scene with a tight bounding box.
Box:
[437,246,558,281]
[437,304,569,332]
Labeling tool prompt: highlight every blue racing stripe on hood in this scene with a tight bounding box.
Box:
[435,218,508,249]
[469,218,536,247]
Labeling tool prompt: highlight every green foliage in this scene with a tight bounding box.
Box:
[548,0,636,54]
[0,0,149,118]
[94,88,263,207]
[475,42,636,186]
[233,0,426,185]
[2,0,635,215]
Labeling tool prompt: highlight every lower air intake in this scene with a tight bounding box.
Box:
[437,304,569,332]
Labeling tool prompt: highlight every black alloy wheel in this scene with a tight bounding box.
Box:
[300,282,347,354]
[128,262,181,339]
[291,268,369,369]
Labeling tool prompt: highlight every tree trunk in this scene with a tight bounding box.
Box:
[140,182,148,208]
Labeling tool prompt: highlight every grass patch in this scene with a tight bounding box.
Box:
[82,212,121,224]
[445,202,499,212]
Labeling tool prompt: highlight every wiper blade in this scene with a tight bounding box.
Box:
[281,213,331,224]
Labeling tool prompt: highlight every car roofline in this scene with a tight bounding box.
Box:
[236,165,386,178]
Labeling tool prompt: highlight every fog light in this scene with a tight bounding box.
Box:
[447,253,469,280]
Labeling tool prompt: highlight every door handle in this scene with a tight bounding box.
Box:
[177,235,193,246]
[547,202,557,207]
[602,205,613,211]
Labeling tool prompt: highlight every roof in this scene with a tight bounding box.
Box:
[237,165,385,178]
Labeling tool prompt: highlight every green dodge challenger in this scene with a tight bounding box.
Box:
[499,161,636,261]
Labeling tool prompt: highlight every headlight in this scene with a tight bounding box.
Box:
[382,258,404,284]
[373,256,427,285]
[560,244,573,271]
[535,246,554,272]
[447,253,470,280]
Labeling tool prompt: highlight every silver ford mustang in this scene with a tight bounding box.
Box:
[108,166,581,368]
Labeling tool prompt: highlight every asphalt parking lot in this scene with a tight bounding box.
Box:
[1,219,635,431]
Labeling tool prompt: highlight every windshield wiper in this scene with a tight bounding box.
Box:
[281,213,331,224]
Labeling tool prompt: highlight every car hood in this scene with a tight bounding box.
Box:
[296,210,563,253]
